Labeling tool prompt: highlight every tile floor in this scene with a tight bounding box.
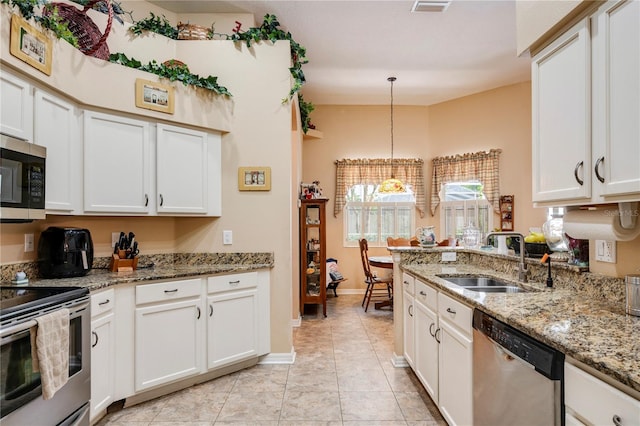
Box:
[96,294,447,425]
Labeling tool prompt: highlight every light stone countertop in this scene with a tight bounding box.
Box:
[400,260,640,395]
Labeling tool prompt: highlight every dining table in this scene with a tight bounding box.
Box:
[367,255,394,309]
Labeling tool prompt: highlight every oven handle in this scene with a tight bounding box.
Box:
[0,300,90,340]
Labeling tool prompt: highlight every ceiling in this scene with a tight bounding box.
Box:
[148,1,532,106]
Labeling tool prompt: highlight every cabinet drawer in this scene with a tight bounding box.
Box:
[565,363,640,426]
[437,292,472,336]
[91,288,115,317]
[402,272,415,296]
[136,279,202,305]
[415,279,437,311]
[208,272,257,294]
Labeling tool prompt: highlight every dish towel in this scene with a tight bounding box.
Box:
[32,308,70,400]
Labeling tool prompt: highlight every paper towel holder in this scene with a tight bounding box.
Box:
[619,202,638,230]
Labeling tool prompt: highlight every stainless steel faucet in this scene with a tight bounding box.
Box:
[486,232,528,283]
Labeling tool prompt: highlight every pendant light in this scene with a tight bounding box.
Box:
[379,76,406,193]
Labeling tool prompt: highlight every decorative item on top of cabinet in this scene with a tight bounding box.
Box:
[300,198,328,317]
[499,195,514,231]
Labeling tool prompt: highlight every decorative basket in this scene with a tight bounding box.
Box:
[44,0,113,60]
[177,22,211,40]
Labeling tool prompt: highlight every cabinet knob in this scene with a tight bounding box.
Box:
[144,194,149,207]
[613,415,623,426]
[419,291,426,296]
[209,305,213,317]
[446,307,456,315]
[408,304,413,317]
[196,307,201,319]
[429,322,436,337]
[434,327,441,344]
[159,194,164,206]
[595,156,605,183]
[574,161,584,186]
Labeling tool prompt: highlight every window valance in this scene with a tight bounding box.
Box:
[334,158,426,217]
[430,149,502,216]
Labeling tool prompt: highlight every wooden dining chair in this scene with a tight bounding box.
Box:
[359,238,393,312]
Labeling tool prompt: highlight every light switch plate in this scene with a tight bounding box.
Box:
[595,240,616,263]
[223,230,233,245]
[442,252,456,262]
[24,233,34,252]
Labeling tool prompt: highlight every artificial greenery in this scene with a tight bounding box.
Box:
[1,0,77,46]
[298,94,315,134]
[109,53,231,96]
[129,12,178,39]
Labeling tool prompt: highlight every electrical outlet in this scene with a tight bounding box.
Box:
[24,233,34,252]
[112,232,120,248]
[223,230,233,245]
[442,252,456,262]
[595,240,616,263]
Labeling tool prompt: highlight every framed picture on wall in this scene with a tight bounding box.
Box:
[135,79,175,114]
[10,15,53,76]
[238,167,271,191]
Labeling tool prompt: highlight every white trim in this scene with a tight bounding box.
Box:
[291,315,301,328]
[391,352,410,368]
[258,348,296,365]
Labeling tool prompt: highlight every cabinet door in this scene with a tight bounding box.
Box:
[34,89,81,214]
[592,0,640,198]
[135,298,203,391]
[156,124,207,214]
[0,71,33,141]
[438,319,473,426]
[532,19,591,203]
[415,301,438,403]
[207,288,258,369]
[403,291,415,368]
[90,313,114,420]
[84,111,151,213]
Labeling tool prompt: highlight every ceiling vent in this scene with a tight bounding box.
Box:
[411,0,451,13]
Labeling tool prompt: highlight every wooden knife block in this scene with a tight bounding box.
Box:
[110,251,138,272]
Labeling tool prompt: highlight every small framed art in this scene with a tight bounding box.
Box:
[135,78,175,114]
[10,15,53,76]
[238,167,271,191]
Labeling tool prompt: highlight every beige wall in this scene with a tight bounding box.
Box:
[304,82,546,292]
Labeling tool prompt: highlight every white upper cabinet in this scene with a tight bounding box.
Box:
[532,19,591,203]
[156,124,208,214]
[532,0,640,206]
[84,111,151,214]
[34,89,82,214]
[0,71,33,141]
[591,0,640,199]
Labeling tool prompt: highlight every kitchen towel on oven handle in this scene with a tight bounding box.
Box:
[31,308,70,399]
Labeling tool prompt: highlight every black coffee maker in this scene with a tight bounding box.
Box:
[38,227,94,278]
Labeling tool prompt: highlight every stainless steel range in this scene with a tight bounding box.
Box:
[0,286,90,426]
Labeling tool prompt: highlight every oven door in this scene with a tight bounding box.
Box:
[0,301,90,426]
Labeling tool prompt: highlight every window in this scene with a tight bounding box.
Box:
[440,181,493,241]
[344,184,416,247]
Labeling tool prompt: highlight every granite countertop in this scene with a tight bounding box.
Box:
[1,252,274,292]
[401,261,640,395]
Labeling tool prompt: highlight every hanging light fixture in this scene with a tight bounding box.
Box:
[379,76,406,193]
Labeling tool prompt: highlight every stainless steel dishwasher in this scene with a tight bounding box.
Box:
[472,309,565,426]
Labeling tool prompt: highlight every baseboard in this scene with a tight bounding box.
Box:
[391,352,409,368]
[291,315,301,328]
[258,348,296,365]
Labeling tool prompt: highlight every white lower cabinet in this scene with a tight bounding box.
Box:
[207,272,259,369]
[134,279,204,391]
[408,277,473,426]
[565,361,640,426]
[90,289,115,422]
[402,273,416,369]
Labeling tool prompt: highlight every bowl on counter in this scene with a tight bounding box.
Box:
[511,241,550,258]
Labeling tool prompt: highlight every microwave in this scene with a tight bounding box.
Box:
[0,134,46,222]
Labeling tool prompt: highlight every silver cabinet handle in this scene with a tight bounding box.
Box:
[408,304,413,317]
[574,161,584,186]
[613,415,623,426]
[595,156,605,183]
[98,299,110,306]
[446,307,456,315]
[429,322,435,337]
[196,307,201,319]
[91,331,98,348]
[164,289,178,294]
[435,328,441,344]
[159,194,164,206]
[144,194,149,207]
[209,305,213,317]
[419,291,426,296]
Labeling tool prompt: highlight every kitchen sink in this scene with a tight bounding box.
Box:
[437,275,528,293]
